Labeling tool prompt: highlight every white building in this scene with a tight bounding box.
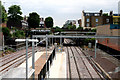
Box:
[39,17,45,28]
[76,20,79,28]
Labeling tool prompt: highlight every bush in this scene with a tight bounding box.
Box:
[91,29,96,32]
[12,30,25,38]
[77,26,83,30]
[84,38,95,45]
[67,25,76,30]
[2,27,11,37]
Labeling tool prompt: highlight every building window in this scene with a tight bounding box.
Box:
[86,23,89,27]
[87,18,89,22]
[106,19,109,23]
[96,19,98,22]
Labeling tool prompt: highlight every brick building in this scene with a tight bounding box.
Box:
[97,24,120,52]
[81,10,113,28]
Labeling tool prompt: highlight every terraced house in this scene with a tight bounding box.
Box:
[81,10,113,28]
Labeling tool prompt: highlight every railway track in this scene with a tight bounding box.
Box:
[64,39,111,80]
[0,46,46,77]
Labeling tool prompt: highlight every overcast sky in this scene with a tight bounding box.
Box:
[2,0,120,27]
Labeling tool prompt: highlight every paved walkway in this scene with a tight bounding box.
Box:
[49,52,66,78]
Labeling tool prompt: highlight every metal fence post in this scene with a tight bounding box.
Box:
[95,39,97,58]
[46,34,48,79]
[32,42,35,79]
[60,33,62,46]
[52,34,53,46]
[26,39,28,79]
[54,43,57,60]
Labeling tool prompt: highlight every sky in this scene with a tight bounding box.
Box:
[1,0,120,27]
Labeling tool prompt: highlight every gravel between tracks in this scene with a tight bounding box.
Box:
[81,48,120,80]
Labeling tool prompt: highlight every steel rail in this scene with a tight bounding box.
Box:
[0,47,44,77]
[78,47,112,80]
[33,35,120,38]
[61,32,96,34]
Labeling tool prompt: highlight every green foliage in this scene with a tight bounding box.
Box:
[2,27,11,37]
[91,29,96,32]
[77,26,83,30]
[12,30,25,38]
[5,48,15,52]
[8,5,23,27]
[84,38,95,45]
[8,5,22,16]
[54,26,63,32]
[103,13,108,16]
[27,12,40,28]
[67,25,76,30]
[45,17,54,28]
[54,26,60,29]
[2,5,7,23]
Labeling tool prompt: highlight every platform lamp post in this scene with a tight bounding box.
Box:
[52,33,53,46]
[15,39,38,79]
[95,39,98,58]
[60,33,62,46]
[45,34,48,79]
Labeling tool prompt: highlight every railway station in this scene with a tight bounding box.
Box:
[0,31,120,80]
[1,0,120,80]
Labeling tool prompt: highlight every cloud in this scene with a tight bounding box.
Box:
[2,0,120,27]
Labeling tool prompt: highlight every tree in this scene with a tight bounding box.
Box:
[103,13,108,16]
[67,25,76,30]
[2,27,11,37]
[27,12,40,28]
[45,17,53,28]
[2,5,7,23]
[12,30,25,38]
[7,5,23,28]
[54,26,62,32]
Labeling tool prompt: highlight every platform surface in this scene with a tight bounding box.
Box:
[49,52,66,78]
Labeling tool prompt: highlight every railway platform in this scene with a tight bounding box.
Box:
[1,46,55,79]
[49,52,66,78]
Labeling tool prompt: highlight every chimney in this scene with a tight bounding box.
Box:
[100,10,103,16]
[24,15,27,21]
[82,10,85,16]
[110,11,113,16]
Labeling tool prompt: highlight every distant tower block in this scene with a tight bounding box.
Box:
[118,1,120,15]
